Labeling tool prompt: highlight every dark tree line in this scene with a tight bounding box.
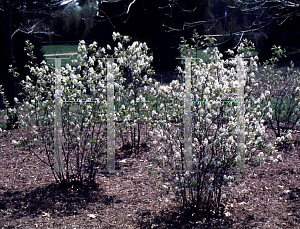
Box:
[49,0,209,72]
[0,0,68,129]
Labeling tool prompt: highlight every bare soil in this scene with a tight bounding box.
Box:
[0,120,299,228]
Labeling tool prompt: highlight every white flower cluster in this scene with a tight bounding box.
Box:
[269,154,283,163]
[146,38,277,209]
[0,33,158,183]
[275,130,293,146]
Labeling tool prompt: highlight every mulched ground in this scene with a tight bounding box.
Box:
[0,119,299,228]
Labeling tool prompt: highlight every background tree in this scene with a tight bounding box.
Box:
[236,0,300,62]
[0,0,68,129]
[95,0,209,76]
[236,0,300,26]
[50,1,98,41]
[156,0,299,64]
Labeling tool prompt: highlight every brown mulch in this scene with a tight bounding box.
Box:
[0,119,299,228]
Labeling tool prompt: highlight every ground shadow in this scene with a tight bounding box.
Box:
[135,207,235,229]
[0,181,121,220]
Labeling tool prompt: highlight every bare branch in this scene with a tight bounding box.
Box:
[126,0,137,14]
[11,28,21,38]
[124,13,130,23]
[175,1,197,12]
[162,0,247,32]
[95,8,116,28]
[237,21,272,34]
[238,0,300,21]
[159,4,172,10]
[249,10,265,28]
[11,18,57,39]
[233,32,244,49]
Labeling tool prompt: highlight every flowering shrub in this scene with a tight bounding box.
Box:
[2,33,156,186]
[112,32,156,155]
[1,31,293,220]
[257,46,300,140]
[3,40,111,185]
[146,35,277,220]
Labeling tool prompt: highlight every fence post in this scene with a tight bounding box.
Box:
[175,56,246,175]
[54,58,64,180]
[236,56,246,175]
[46,54,119,178]
[106,58,116,172]
[184,57,193,174]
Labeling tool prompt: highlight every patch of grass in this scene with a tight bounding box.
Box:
[42,44,78,55]
[42,44,79,67]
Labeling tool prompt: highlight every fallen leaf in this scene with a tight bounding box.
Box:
[225,212,231,217]
[42,212,50,217]
[238,202,247,205]
[87,214,96,219]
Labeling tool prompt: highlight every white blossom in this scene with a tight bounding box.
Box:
[277,155,282,162]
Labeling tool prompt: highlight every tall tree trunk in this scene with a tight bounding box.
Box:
[3,1,18,130]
